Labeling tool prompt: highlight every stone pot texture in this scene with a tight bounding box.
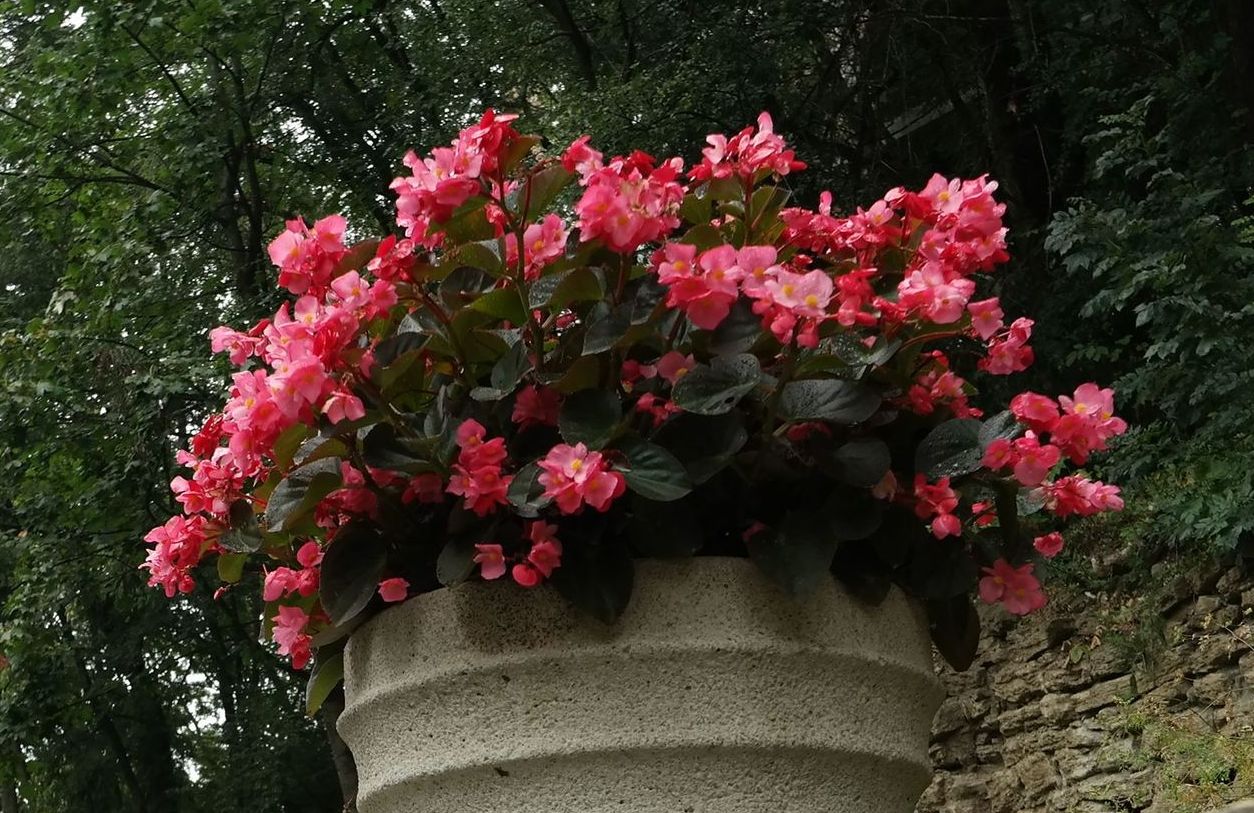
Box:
[338,557,942,813]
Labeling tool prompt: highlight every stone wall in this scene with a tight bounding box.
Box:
[918,562,1254,813]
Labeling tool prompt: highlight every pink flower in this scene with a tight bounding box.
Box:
[378,577,410,603]
[512,385,561,430]
[1009,392,1060,433]
[1033,532,1064,559]
[913,474,959,518]
[402,473,445,505]
[537,443,627,514]
[271,606,312,669]
[528,540,562,579]
[690,112,805,182]
[967,298,1004,340]
[446,464,512,516]
[1011,434,1062,487]
[506,214,569,280]
[655,351,696,384]
[982,437,1017,471]
[474,543,507,580]
[654,243,741,330]
[978,560,1047,616]
[511,562,543,588]
[296,541,323,568]
[763,268,834,319]
[979,317,1034,375]
[931,513,962,539]
[562,135,604,180]
[1040,476,1124,517]
[322,388,366,424]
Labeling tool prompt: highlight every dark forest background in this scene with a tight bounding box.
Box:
[0,1,1252,810]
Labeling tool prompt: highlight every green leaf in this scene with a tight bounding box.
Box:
[470,287,527,324]
[362,423,428,470]
[217,552,247,583]
[978,410,1023,448]
[272,423,312,470]
[546,267,605,311]
[436,534,480,587]
[671,353,761,415]
[264,459,343,532]
[305,651,344,717]
[558,389,622,449]
[745,511,838,596]
[456,239,504,275]
[915,418,982,480]
[628,497,702,557]
[331,239,381,277]
[617,438,692,501]
[582,303,632,355]
[927,596,980,672]
[506,462,549,517]
[489,338,532,393]
[221,500,262,553]
[708,299,761,355]
[319,523,387,625]
[832,438,891,487]
[511,165,574,219]
[551,542,635,623]
[776,379,880,424]
[651,412,748,484]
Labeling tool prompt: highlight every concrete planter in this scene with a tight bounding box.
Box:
[339,557,942,813]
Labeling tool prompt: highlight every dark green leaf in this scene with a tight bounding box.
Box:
[915,418,982,480]
[582,303,632,355]
[305,651,344,717]
[777,379,881,424]
[707,298,761,355]
[506,462,549,517]
[617,438,692,501]
[671,353,761,415]
[745,511,838,596]
[558,389,622,449]
[652,412,748,483]
[320,523,387,625]
[928,596,980,672]
[551,542,635,623]
[833,438,891,487]
[978,410,1023,448]
[628,497,702,557]
[264,459,343,532]
[436,535,479,587]
[469,287,527,324]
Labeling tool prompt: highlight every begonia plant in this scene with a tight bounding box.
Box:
[143,111,1126,712]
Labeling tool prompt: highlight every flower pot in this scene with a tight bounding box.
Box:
[338,557,942,813]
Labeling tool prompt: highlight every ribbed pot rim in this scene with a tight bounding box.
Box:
[339,556,942,813]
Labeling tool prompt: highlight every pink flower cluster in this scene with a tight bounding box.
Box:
[572,149,685,254]
[505,213,569,280]
[912,475,961,539]
[473,521,563,588]
[984,384,1129,486]
[537,443,626,514]
[979,560,1046,616]
[267,214,348,296]
[689,112,806,182]
[447,420,513,516]
[390,110,522,247]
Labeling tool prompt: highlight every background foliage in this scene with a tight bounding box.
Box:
[0,0,1249,810]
